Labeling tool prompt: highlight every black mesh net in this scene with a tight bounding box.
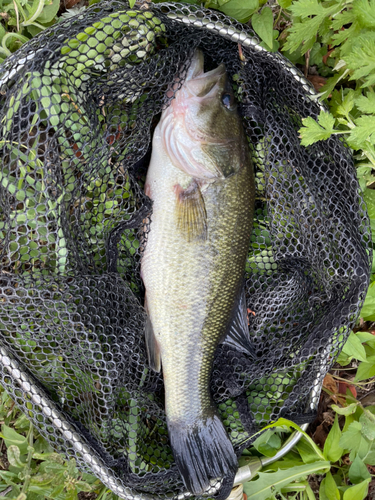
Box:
[0,1,371,499]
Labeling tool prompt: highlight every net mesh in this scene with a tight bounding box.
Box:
[0,1,371,498]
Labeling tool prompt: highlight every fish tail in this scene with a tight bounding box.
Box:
[168,411,237,497]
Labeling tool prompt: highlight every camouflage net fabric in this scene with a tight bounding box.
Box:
[0,1,371,498]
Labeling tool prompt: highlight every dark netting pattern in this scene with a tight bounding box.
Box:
[0,1,371,499]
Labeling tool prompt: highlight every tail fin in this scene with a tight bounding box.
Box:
[168,412,237,497]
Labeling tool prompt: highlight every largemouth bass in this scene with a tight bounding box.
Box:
[141,50,255,496]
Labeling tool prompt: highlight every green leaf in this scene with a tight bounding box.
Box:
[343,478,371,500]
[353,0,375,28]
[359,410,375,440]
[206,0,259,23]
[0,23,6,44]
[349,455,371,484]
[364,189,375,221]
[342,332,367,362]
[296,437,323,464]
[288,0,323,18]
[361,283,375,321]
[320,70,348,100]
[252,430,282,457]
[349,115,375,148]
[320,472,340,500]
[340,421,362,450]
[364,450,375,465]
[284,0,341,54]
[331,403,358,416]
[356,331,375,347]
[0,425,28,455]
[129,0,136,6]
[355,92,375,114]
[252,7,274,50]
[14,413,31,431]
[29,472,57,486]
[336,350,351,366]
[355,357,375,381]
[33,436,53,455]
[27,19,55,37]
[284,18,320,54]
[35,0,60,23]
[244,461,330,500]
[76,480,93,492]
[340,420,372,460]
[259,418,326,460]
[330,89,357,118]
[345,33,375,87]
[7,445,26,468]
[299,112,336,146]
[323,414,343,462]
[50,484,65,497]
[278,0,292,7]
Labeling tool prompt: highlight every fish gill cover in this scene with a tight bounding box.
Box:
[0,1,371,499]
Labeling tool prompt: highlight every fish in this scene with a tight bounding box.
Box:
[140,49,255,496]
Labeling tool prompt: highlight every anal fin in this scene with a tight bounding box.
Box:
[144,296,161,372]
[174,180,207,241]
[222,286,256,358]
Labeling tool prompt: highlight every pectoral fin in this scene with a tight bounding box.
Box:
[174,180,207,241]
[144,296,161,372]
[223,287,256,358]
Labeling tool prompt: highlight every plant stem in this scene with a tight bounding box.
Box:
[2,32,29,53]
[21,0,45,26]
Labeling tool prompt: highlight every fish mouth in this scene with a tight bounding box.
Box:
[185,50,226,99]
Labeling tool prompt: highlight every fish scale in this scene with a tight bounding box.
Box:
[141,50,255,497]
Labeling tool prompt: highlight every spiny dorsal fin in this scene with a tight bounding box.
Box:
[174,180,207,241]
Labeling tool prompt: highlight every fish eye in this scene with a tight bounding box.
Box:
[222,92,235,109]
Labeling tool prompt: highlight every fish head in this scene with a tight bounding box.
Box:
[161,50,248,180]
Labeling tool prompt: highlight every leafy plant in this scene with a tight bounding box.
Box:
[0,0,60,62]
[0,385,119,499]
[284,0,375,207]
[241,336,375,499]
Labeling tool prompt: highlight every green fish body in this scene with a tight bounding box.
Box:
[141,50,255,496]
